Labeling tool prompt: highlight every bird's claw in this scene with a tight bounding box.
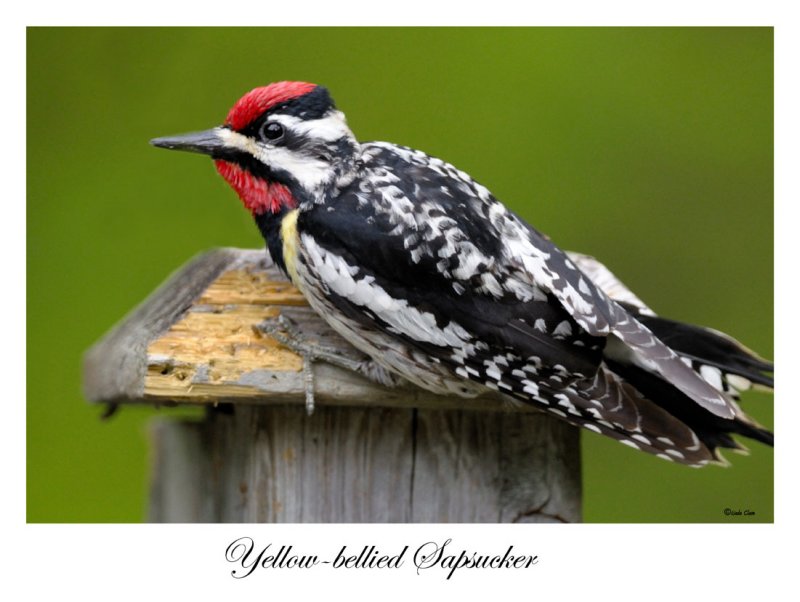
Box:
[255,314,319,415]
[254,314,403,415]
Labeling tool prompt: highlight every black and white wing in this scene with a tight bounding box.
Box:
[295,142,759,463]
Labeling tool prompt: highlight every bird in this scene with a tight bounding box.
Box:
[151,81,773,467]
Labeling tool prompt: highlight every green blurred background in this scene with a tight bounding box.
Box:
[27,27,773,523]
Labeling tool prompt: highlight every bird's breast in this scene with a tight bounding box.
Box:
[279,208,303,291]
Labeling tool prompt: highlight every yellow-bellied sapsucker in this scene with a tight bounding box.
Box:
[151,81,773,467]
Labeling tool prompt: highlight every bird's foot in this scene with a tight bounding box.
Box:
[255,314,402,415]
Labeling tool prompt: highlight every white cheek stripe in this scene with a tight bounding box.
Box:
[216,126,332,190]
[257,147,331,189]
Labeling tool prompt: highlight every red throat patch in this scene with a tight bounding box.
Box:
[225,81,317,130]
[215,160,297,215]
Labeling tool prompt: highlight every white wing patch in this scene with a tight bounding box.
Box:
[301,234,473,349]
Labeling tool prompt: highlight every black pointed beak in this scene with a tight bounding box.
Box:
[150,127,226,157]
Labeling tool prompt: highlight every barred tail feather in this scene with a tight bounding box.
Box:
[603,304,738,420]
[630,312,774,391]
[605,358,773,458]
[592,310,773,460]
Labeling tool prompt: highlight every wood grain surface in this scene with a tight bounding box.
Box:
[85,248,582,523]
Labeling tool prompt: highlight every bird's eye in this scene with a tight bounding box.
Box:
[260,121,284,142]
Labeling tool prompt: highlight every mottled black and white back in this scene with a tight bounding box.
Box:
[151,82,773,467]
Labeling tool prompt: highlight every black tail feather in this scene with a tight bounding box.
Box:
[621,307,774,390]
[604,309,773,458]
[606,359,773,458]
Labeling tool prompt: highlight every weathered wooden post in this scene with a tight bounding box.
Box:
[83,248,581,522]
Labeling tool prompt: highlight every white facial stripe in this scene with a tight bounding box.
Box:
[256,147,331,189]
[216,125,335,191]
[216,127,259,154]
[270,111,351,142]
